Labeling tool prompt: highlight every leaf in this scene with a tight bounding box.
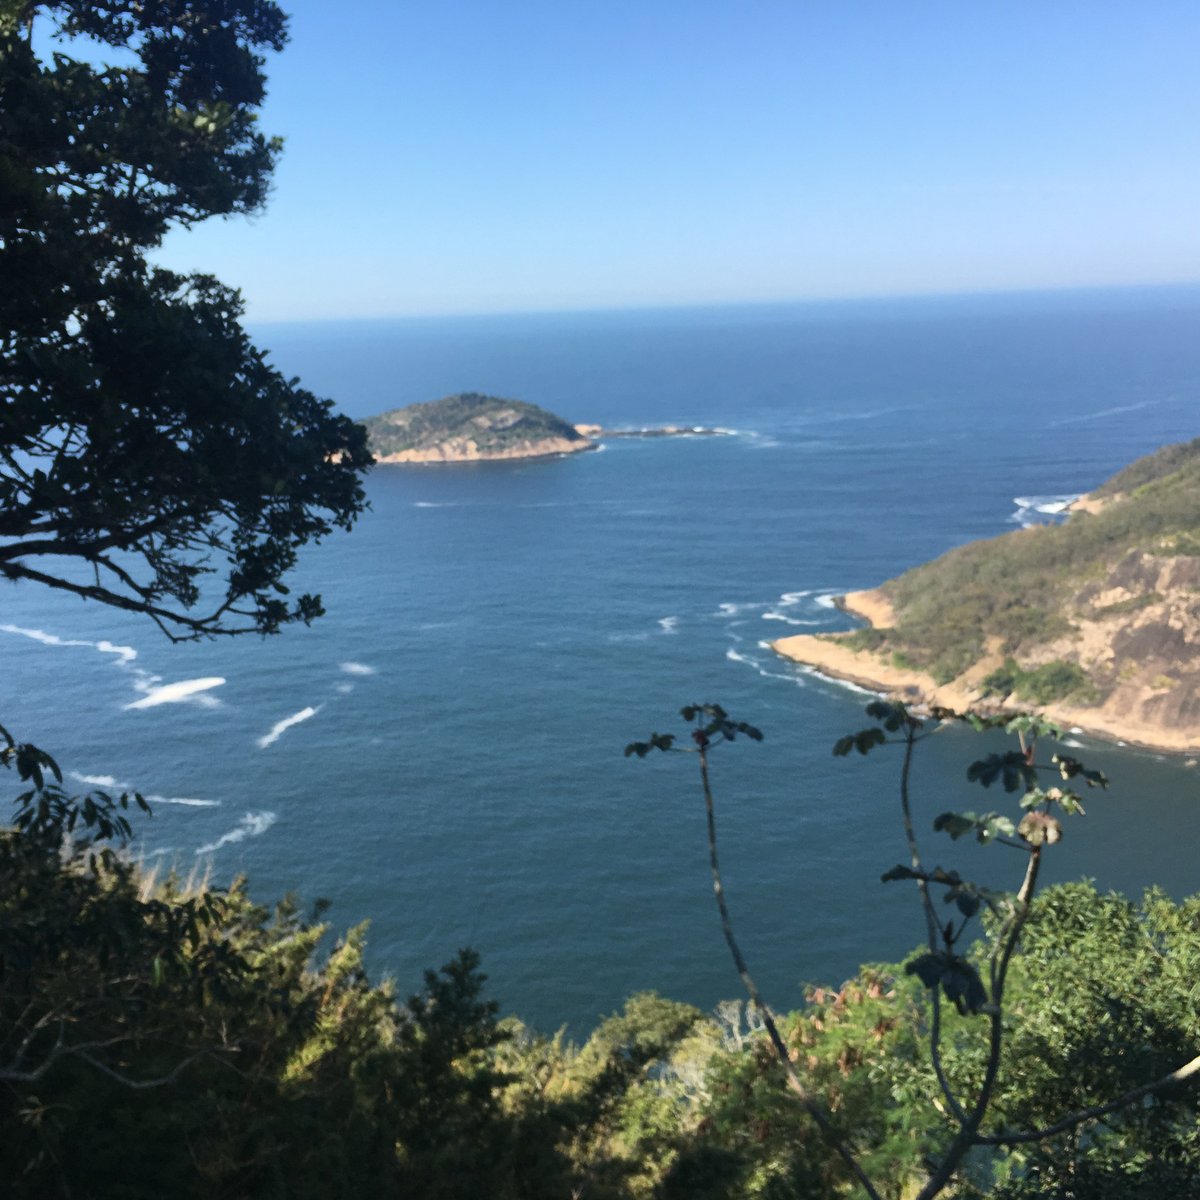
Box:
[832,727,887,756]
[881,864,919,882]
[624,733,675,757]
[944,883,982,918]
[865,699,911,731]
[933,812,978,840]
[906,952,948,990]
[1052,754,1108,789]
[967,752,1037,793]
[1018,811,1062,846]
[941,958,989,1015]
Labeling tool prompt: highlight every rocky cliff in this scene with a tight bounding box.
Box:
[772,438,1200,753]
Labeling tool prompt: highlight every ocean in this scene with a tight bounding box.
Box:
[4,285,1199,1032]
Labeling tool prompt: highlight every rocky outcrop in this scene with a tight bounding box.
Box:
[363,393,594,463]
[772,438,1200,754]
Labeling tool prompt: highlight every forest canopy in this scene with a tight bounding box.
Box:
[0,0,372,638]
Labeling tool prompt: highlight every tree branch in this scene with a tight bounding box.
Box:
[697,744,884,1200]
[976,1052,1200,1146]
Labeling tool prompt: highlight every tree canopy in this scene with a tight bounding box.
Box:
[0,0,372,638]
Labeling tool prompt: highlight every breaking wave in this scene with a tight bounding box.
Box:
[257,706,321,749]
[196,811,278,854]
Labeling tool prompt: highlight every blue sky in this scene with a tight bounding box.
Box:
[154,1,1200,321]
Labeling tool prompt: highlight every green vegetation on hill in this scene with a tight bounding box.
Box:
[1093,435,1200,497]
[363,393,589,458]
[7,771,1200,1199]
[872,438,1200,684]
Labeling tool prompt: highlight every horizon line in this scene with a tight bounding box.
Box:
[248,277,1200,328]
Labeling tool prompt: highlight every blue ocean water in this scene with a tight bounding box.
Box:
[3,285,1199,1032]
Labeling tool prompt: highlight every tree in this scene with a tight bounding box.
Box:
[628,702,1200,1198]
[0,0,373,639]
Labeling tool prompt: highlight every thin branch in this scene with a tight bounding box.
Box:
[977,1052,1200,1146]
[0,560,256,639]
[697,745,884,1200]
[70,1049,204,1089]
[897,719,967,1126]
[914,846,1042,1200]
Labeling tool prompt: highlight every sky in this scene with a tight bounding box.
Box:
[152,1,1200,322]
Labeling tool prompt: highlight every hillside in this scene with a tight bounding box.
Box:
[772,437,1200,752]
[363,393,595,463]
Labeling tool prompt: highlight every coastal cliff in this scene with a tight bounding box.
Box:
[772,438,1200,753]
[364,393,594,463]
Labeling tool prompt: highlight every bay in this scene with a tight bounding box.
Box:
[4,284,1199,1032]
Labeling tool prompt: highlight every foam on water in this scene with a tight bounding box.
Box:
[125,677,225,710]
[762,612,821,626]
[1010,494,1080,528]
[145,794,220,808]
[68,771,216,808]
[340,661,378,675]
[1049,399,1159,426]
[257,706,321,749]
[196,811,277,854]
[1,623,138,665]
[70,771,123,788]
[657,616,679,634]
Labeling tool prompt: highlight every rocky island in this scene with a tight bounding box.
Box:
[772,437,1200,753]
[363,393,595,463]
[363,393,731,463]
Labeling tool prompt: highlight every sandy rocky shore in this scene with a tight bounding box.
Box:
[771,589,1200,757]
[373,424,727,464]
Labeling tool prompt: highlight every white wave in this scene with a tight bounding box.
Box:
[413,500,462,508]
[762,611,822,626]
[777,590,813,606]
[145,794,220,808]
[70,771,216,808]
[726,645,810,687]
[795,664,882,697]
[1,624,138,665]
[1010,494,1080,528]
[657,616,679,634]
[335,682,354,694]
[814,593,840,609]
[340,661,377,675]
[70,771,125,789]
[715,600,769,617]
[257,705,321,749]
[125,676,225,710]
[1049,399,1158,427]
[196,811,277,854]
[608,631,651,643]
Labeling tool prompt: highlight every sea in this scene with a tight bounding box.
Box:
[4,284,1199,1033]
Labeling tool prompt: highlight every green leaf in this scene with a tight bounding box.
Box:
[833,727,887,756]
[941,958,989,1015]
[967,751,1037,793]
[933,811,978,840]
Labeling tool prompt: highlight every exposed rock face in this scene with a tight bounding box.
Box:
[375,435,590,463]
[772,438,1200,753]
[363,393,595,463]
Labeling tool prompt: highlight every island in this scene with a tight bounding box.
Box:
[363,393,595,463]
[362,393,732,463]
[772,437,1200,754]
